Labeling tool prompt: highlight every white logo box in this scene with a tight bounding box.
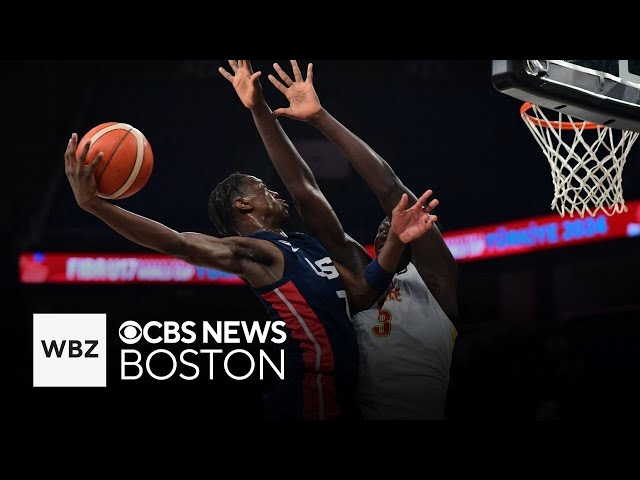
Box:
[33,313,106,387]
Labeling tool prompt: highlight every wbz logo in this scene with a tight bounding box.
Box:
[33,314,106,387]
[41,339,99,358]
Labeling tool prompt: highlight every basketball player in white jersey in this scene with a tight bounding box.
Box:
[353,217,457,419]
[267,60,459,420]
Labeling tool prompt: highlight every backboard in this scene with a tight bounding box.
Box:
[492,60,640,132]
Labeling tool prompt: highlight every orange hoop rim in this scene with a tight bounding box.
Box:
[520,102,602,130]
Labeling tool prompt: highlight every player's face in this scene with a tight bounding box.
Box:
[374,217,391,256]
[245,176,290,223]
[375,217,410,272]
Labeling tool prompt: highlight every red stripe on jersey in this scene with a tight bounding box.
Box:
[261,281,340,420]
[275,281,336,372]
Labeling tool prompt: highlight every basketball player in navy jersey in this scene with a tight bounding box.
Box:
[220,59,458,419]
[64,124,439,420]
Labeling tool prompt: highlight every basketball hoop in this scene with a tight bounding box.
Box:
[520,102,639,218]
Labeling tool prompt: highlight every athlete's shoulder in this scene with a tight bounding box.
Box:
[246,230,287,241]
[286,231,316,242]
[284,232,326,249]
[397,263,428,289]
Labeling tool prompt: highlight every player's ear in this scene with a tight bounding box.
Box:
[234,196,253,212]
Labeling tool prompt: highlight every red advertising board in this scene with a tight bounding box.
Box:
[20,201,640,283]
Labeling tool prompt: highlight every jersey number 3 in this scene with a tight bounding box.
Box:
[372,308,392,337]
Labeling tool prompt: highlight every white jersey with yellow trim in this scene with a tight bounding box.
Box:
[352,262,457,420]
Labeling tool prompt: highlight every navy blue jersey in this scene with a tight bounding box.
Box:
[247,230,361,421]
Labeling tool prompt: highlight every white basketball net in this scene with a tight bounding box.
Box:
[522,103,639,218]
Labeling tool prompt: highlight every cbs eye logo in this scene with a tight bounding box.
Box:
[119,320,142,344]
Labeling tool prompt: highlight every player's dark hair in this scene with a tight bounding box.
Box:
[209,173,250,236]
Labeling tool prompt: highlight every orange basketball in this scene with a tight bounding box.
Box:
[76,122,154,200]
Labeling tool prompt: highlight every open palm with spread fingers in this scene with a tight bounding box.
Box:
[268,60,322,120]
[218,60,263,110]
[391,190,439,244]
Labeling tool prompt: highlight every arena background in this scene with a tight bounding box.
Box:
[5,60,640,419]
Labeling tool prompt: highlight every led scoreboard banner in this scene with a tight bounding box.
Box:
[20,201,640,284]
[444,200,640,262]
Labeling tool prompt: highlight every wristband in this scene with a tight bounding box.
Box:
[364,258,395,292]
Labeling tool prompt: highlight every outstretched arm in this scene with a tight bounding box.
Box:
[343,191,439,311]
[218,60,372,275]
[268,61,459,321]
[65,133,282,288]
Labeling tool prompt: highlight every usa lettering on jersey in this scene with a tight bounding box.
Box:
[305,257,339,280]
[277,239,338,280]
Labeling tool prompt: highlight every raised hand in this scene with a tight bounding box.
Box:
[65,133,103,210]
[268,60,322,121]
[391,190,439,244]
[218,60,263,109]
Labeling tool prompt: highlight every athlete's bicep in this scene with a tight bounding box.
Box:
[179,232,283,282]
[411,246,459,323]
